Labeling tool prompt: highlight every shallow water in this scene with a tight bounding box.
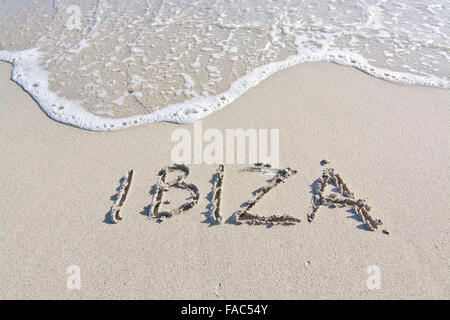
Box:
[0,0,449,130]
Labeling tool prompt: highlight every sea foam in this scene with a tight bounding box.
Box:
[0,0,449,131]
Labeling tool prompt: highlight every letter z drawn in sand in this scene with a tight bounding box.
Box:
[235,163,301,225]
[150,164,200,222]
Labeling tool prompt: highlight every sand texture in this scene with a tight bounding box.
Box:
[0,61,449,299]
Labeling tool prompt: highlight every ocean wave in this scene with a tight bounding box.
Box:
[0,0,449,130]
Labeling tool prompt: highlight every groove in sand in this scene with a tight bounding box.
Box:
[236,163,301,226]
[110,169,134,224]
[150,164,200,221]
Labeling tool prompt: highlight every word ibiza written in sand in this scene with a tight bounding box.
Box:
[107,162,388,234]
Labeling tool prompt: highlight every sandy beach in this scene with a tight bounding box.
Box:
[0,60,449,299]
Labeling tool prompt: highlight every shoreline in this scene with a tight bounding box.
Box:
[1,47,448,132]
[1,60,449,299]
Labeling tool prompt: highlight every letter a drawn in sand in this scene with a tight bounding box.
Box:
[308,166,384,232]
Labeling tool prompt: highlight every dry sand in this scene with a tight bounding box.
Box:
[0,61,449,299]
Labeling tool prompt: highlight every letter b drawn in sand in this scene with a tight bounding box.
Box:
[66,265,81,290]
[150,164,200,222]
[66,5,82,30]
[366,265,381,290]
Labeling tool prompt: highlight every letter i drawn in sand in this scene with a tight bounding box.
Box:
[109,169,134,224]
[210,164,225,224]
